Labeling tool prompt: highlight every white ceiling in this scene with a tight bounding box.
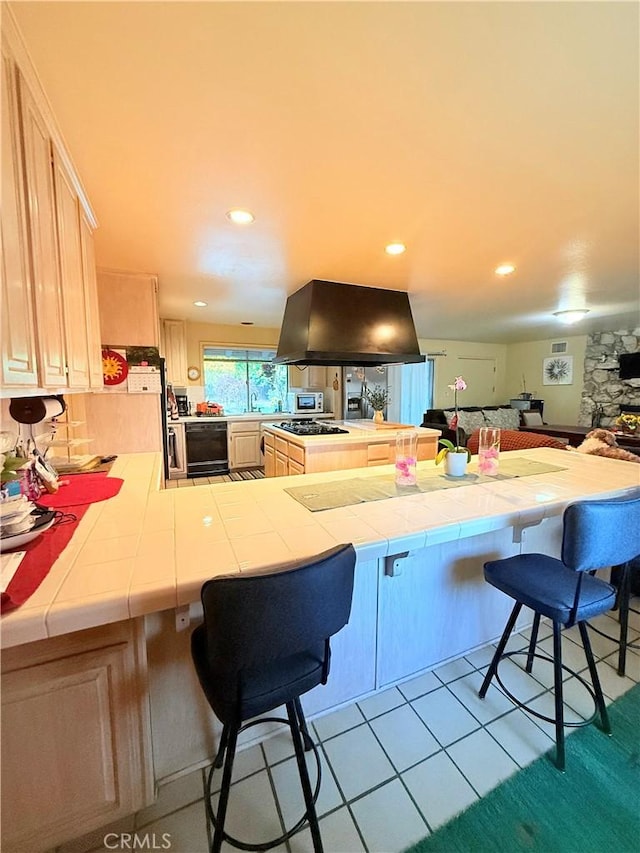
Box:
[10,1,640,344]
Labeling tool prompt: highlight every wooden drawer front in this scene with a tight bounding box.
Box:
[229,420,259,434]
[288,459,305,476]
[275,436,289,456]
[367,443,392,465]
[288,443,305,466]
[264,433,274,449]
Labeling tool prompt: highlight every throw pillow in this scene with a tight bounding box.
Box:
[457,410,486,434]
[522,411,544,427]
[483,408,520,430]
[443,409,457,427]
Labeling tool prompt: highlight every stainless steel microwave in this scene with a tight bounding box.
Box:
[288,391,324,414]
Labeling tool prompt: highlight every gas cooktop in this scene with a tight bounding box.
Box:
[278,421,349,436]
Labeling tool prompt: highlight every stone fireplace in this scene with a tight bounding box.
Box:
[579,329,640,428]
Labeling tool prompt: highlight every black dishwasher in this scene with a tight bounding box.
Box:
[185,421,229,477]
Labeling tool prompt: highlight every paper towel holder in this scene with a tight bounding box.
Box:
[9,395,66,424]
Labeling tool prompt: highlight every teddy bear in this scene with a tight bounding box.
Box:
[574,428,640,463]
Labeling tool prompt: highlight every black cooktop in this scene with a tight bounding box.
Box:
[278,421,349,436]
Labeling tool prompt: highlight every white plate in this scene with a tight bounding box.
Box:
[0,513,55,551]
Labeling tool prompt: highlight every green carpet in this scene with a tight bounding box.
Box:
[405,683,640,853]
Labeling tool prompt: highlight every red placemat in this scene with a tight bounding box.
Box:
[1,506,91,613]
[1,473,124,614]
[39,472,124,508]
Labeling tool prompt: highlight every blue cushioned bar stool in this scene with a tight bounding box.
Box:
[589,555,640,676]
[191,544,356,853]
[479,493,640,771]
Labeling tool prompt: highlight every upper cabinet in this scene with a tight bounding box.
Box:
[0,40,38,388]
[160,319,188,386]
[288,365,326,389]
[97,270,159,346]
[0,16,101,395]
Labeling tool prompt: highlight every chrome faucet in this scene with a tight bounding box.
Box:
[250,392,258,412]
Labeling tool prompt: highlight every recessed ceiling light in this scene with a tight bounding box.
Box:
[385,242,406,255]
[553,309,590,324]
[226,209,255,225]
[240,321,254,326]
[193,300,207,307]
[495,264,515,276]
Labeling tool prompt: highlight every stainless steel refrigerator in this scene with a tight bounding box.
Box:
[342,366,389,420]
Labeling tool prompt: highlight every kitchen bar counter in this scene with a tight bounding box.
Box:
[2,447,638,650]
[2,449,639,850]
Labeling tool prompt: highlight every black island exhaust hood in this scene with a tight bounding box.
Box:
[274,280,425,366]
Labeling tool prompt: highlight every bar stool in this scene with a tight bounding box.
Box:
[588,555,640,676]
[191,544,356,853]
[479,493,640,771]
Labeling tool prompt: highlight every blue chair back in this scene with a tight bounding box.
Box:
[561,493,640,572]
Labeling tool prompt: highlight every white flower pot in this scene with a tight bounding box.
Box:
[445,451,468,477]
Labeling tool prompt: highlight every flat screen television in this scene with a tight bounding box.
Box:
[618,352,640,380]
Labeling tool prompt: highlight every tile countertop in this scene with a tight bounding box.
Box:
[262,421,441,445]
[1,449,638,649]
[170,413,336,424]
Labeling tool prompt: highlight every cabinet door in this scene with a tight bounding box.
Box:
[288,459,305,476]
[53,148,90,388]
[161,319,188,385]
[79,210,103,388]
[98,270,159,346]
[0,45,38,388]
[264,443,275,478]
[288,365,326,388]
[1,621,153,852]
[275,451,288,477]
[230,432,260,469]
[18,72,67,387]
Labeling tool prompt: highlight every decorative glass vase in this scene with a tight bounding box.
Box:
[444,451,468,477]
[373,409,384,424]
[478,426,500,476]
[395,430,418,486]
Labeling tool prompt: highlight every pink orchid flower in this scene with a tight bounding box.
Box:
[448,377,467,392]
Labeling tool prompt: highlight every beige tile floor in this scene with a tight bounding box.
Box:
[59,606,639,853]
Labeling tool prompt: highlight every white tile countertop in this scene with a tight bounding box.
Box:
[1,449,638,649]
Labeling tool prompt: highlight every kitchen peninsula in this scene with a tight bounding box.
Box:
[262,420,440,476]
[1,449,638,851]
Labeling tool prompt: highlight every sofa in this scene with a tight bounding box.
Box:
[421,405,522,446]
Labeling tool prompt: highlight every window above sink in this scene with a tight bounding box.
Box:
[201,347,288,415]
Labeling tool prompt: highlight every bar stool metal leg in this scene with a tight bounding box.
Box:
[287,702,323,853]
[480,602,522,699]
[578,621,611,735]
[212,722,239,853]
[294,697,315,752]
[526,613,541,673]
[616,562,631,677]
[552,621,565,772]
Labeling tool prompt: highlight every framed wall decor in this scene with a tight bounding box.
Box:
[543,355,573,385]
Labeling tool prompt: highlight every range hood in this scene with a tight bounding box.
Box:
[274,280,425,366]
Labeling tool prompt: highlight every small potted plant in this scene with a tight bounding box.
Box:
[435,376,471,476]
[364,385,389,423]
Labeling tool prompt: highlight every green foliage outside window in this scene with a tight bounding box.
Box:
[202,348,288,414]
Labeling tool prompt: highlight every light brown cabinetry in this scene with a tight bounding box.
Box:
[0,619,153,853]
[161,318,188,385]
[228,420,261,469]
[264,435,275,477]
[97,270,160,347]
[0,41,38,388]
[0,26,101,393]
[288,365,326,388]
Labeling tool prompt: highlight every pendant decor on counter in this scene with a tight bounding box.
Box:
[445,451,469,477]
[373,410,385,424]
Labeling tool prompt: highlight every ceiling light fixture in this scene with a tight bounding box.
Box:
[553,309,590,324]
[495,264,515,276]
[385,242,406,255]
[226,209,255,225]
[193,300,208,307]
[240,321,254,326]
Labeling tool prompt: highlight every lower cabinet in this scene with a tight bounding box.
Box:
[167,421,186,480]
[0,620,154,853]
[228,421,261,470]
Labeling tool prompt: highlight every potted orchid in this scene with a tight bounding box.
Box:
[435,376,471,476]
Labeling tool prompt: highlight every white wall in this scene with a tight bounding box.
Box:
[419,338,508,409]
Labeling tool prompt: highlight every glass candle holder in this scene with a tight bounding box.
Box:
[395,430,418,486]
[478,426,500,476]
